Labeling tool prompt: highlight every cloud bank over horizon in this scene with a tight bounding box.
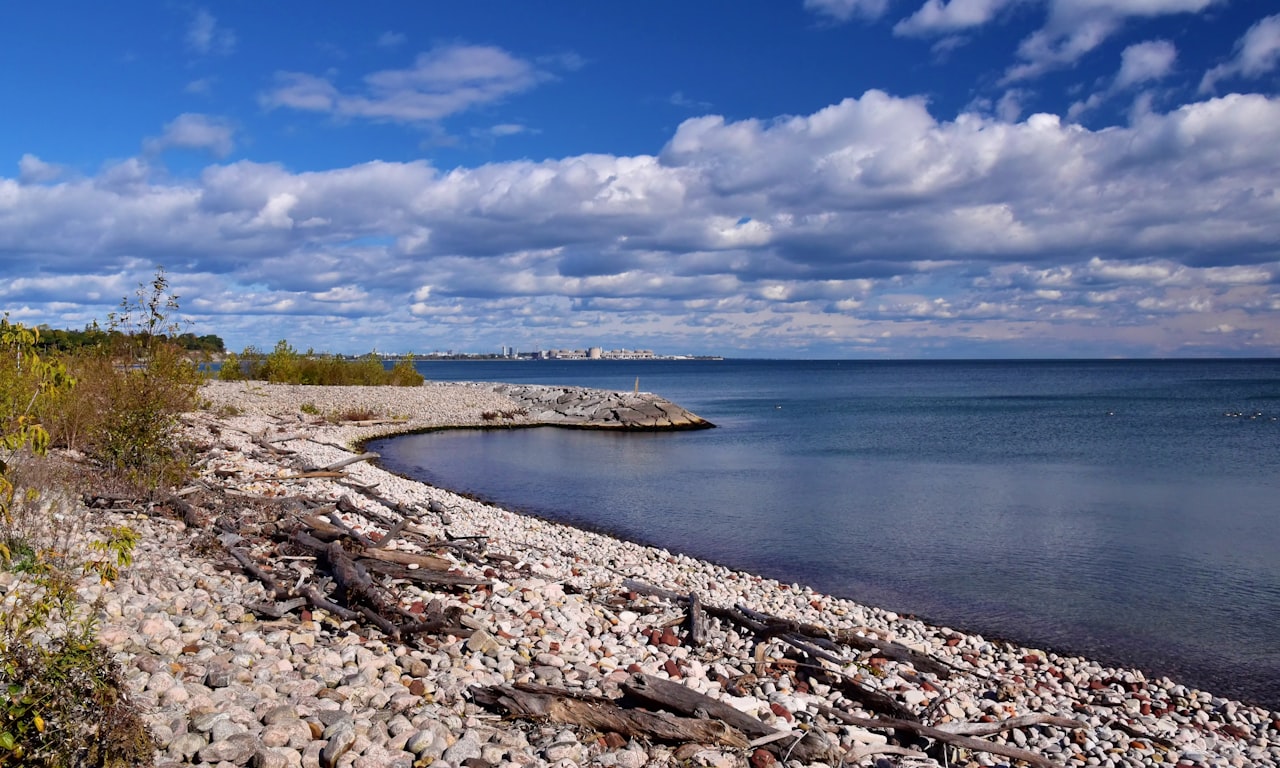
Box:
[1,4,1277,358]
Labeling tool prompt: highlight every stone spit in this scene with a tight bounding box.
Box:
[64,382,1280,766]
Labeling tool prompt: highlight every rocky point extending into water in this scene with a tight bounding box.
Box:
[40,381,1280,767]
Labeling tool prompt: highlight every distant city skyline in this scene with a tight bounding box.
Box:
[2,3,1278,358]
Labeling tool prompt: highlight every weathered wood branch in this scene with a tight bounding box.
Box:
[621,673,833,762]
[620,578,919,722]
[687,592,705,647]
[314,452,379,472]
[816,704,1065,768]
[472,683,749,749]
[935,713,1081,736]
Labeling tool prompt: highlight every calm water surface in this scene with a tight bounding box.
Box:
[370,359,1280,707]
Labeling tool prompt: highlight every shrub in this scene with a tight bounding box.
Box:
[0,318,153,766]
[222,342,425,386]
[39,270,200,493]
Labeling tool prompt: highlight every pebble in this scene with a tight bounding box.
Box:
[33,381,1275,768]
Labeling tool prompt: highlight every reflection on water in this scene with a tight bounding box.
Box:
[374,359,1280,706]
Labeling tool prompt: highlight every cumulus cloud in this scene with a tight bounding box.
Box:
[186,8,236,56]
[3,91,1280,356]
[895,0,1017,37]
[804,0,891,22]
[1200,13,1280,93]
[17,154,64,184]
[1069,39,1177,119]
[1004,0,1218,82]
[143,113,236,157]
[1115,39,1178,89]
[260,44,546,124]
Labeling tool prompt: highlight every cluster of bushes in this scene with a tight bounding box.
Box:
[0,270,203,765]
[218,340,424,386]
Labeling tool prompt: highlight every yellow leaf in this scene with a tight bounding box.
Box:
[33,714,44,733]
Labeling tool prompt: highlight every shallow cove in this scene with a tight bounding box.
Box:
[370,358,1280,707]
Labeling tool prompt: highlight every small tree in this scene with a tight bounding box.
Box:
[43,268,200,493]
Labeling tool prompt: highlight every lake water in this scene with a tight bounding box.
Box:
[369,359,1280,708]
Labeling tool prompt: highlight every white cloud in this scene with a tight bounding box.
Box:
[895,0,1017,37]
[3,92,1280,356]
[475,123,529,138]
[1115,39,1177,89]
[377,31,406,48]
[260,44,545,123]
[1004,0,1219,82]
[804,0,891,22]
[186,8,236,56]
[1200,13,1280,93]
[185,78,215,95]
[17,154,64,184]
[1069,39,1177,119]
[143,113,236,157]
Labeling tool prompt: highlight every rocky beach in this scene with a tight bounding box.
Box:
[44,381,1280,767]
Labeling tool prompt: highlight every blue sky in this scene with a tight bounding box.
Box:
[2,1,1278,358]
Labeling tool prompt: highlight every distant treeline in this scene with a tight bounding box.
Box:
[32,325,226,355]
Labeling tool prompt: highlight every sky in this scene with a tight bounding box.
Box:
[2,2,1279,359]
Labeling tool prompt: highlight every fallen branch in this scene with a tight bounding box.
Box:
[816,704,1065,768]
[472,683,748,749]
[314,452,379,472]
[621,673,832,762]
[935,713,1081,736]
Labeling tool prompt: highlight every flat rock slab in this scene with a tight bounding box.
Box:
[493,384,714,431]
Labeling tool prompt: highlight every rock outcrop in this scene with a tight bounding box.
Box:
[492,384,714,430]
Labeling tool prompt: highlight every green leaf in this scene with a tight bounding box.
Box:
[0,731,15,751]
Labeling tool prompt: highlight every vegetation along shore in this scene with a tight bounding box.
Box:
[0,282,1276,766]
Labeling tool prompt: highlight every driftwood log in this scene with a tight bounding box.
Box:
[473,683,749,749]
[817,704,1072,768]
[622,673,833,762]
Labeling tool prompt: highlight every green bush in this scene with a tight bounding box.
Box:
[42,271,200,493]
[223,341,425,386]
[0,318,153,766]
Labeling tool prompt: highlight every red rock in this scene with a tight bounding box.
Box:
[603,732,627,749]
[483,568,496,578]
[409,679,427,696]
[810,600,824,610]
[945,635,962,647]
[750,748,778,768]
[549,641,560,652]
[659,628,680,647]
[769,703,794,722]
[1022,654,1041,665]
[673,744,701,761]
[182,643,200,654]
[526,609,542,620]
[408,601,425,615]
[1089,679,1105,690]
[626,663,643,674]
[921,681,937,693]
[1221,724,1250,740]
[647,630,662,646]
[663,659,682,679]
[1140,702,1151,716]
